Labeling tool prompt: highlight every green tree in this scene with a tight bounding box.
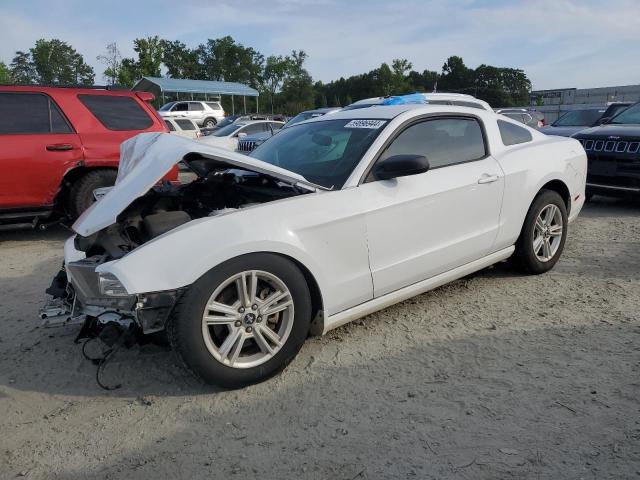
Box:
[117,58,141,88]
[97,42,122,85]
[10,51,36,84]
[134,36,163,77]
[197,36,264,87]
[0,61,13,84]
[280,50,314,114]
[29,39,94,85]
[440,55,473,92]
[262,55,291,113]
[160,39,200,78]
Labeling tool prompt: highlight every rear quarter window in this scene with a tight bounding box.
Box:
[78,94,153,131]
[175,119,196,130]
[497,119,533,146]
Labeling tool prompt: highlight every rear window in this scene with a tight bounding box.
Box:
[497,120,532,146]
[0,92,72,134]
[165,120,175,131]
[79,94,153,131]
[206,102,222,110]
[175,119,196,130]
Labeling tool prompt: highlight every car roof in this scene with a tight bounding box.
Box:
[305,103,490,121]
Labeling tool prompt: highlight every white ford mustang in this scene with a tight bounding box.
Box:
[42,103,587,388]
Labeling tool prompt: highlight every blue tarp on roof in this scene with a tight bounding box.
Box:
[133,77,259,97]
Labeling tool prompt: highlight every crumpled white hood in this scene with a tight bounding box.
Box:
[72,132,319,237]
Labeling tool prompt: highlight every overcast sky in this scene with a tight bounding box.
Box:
[2,0,639,90]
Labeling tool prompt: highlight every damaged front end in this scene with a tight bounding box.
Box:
[40,132,319,347]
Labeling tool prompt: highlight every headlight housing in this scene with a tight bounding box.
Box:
[98,272,129,297]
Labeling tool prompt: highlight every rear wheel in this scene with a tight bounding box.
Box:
[513,189,568,274]
[203,117,217,128]
[168,253,312,388]
[68,170,117,218]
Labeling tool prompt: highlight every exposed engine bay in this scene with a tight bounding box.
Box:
[40,158,311,389]
[75,157,309,260]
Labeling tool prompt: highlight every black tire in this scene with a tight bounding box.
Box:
[168,253,312,388]
[203,117,217,128]
[68,170,117,218]
[512,189,568,274]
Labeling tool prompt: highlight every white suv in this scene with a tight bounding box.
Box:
[158,101,225,128]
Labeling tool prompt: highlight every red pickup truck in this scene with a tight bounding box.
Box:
[0,85,174,229]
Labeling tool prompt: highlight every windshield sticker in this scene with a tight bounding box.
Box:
[344,119,386,129]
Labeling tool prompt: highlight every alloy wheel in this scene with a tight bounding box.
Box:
[533,204,563,262]
[201,270,294,368]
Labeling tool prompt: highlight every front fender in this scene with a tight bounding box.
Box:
[98,218,327,297]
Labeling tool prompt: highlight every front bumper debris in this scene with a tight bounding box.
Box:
[40,263,184,334]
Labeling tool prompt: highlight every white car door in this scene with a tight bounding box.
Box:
[360,116,504,297]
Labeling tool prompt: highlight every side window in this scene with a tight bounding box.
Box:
[497,120,532,146]
[240,123,268,136]
[189,102,204,111]
[379,117,486,169]
[175,119,196,130]
[173,102,189,112]
[205,102,222,110]
[78,95,153,131]
[0,93,72,134]
[270,122,283,131]
[165,120,175,131]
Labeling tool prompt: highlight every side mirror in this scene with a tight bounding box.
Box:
[373,154,430,181]
[237,132,247,138]
[599,117,611,125]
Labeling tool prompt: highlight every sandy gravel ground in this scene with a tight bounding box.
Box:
[0,197,639,480]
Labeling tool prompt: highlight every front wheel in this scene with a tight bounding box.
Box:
[513,189,568,274]
[68,170,117,218]
[168,253,312,388]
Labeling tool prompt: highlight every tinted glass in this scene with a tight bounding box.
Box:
[176,119,196,130]
[165,120,175,131]
[240,123,268,136]
[206,102,222,110]
[0,93,71,134]
[607,105,628,117]
[215,116,237,128]
[50,101,72,133]
[380,117,486,169]
[497,120,532,146]
[189,102,204,111]
[78,95,153,131]
[610,103,640,124]
[553,109,603,127]
[251,118,387,189]
[283,112,324,127]
[270,122,283,131]
[212,123,243,137]
[159,102,176,111]
[173,102,189,112]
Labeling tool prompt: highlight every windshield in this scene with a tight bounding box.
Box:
[250,118,387,189]
[610,103,640,124]
[158,102,176,112]
[212,123,244,137]
[283,112,325,128]
[553,109,603,126]
[215,116,237,129]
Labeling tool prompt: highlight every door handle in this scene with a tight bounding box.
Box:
[478,174,500,184]
[46,144,74,151]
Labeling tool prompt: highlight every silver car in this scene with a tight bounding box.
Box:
[158,101,225,128]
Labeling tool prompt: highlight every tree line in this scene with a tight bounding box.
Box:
[0,37,532,113]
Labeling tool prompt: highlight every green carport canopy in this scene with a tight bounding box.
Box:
[132,76,259,113]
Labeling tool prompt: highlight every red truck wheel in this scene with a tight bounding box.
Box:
[68,170,117,218]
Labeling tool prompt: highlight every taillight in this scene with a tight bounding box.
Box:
[538,120,544,127]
